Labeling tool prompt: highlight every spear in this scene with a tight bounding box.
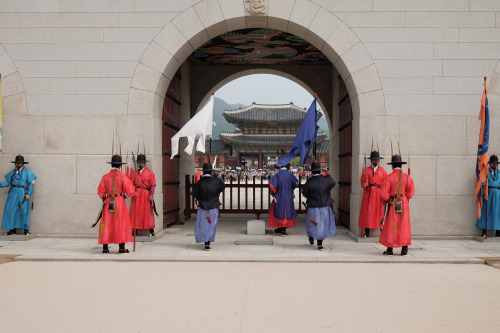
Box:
[408,152,411,176]
[361,152,367,238]
[131,152,138,252]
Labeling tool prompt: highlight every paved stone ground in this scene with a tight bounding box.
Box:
[0,261,499,332]
[1,214,499,264]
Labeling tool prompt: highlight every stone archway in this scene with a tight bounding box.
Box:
[489,60,500,109]
[128,0,385,230]
[0,44,29,155]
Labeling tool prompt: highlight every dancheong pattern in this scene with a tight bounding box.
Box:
[188,28,332,65]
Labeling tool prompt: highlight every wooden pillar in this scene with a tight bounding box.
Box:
[236,150,240,167]
[258,150,263,169]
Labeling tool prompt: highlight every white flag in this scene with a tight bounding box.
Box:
[212,155,218,169]
[170,95,214,159]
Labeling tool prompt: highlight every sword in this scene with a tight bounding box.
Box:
[152,199,159,216]
[301,201,318,226]
[380,201,391,229]
[91,195,106,228]
[16,197,27,210]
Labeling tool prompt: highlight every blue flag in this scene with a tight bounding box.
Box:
[277,97,319,167]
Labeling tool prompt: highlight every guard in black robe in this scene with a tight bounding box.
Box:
[191,163,225,250]
[301,162,337,249]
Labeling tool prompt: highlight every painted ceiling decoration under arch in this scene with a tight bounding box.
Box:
[188,28,332,65]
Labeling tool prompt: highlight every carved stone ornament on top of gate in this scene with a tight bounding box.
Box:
[245,0,268,15]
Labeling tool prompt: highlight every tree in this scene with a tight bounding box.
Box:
[290,156,301,167]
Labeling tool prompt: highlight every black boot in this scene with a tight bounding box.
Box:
[204,241,211,251]
[24,229,30,236]
[102,244,109,253]
[363,228,370,238]
[496,230,500,237]
[281,227,287,237]
[149,228,155,237]
[5,229,16,235]
[482,229,487,238]
[383,247,393,255]
[317,239,323,250]
[118,243,129,253]
[308,237,314,245]
[401,246,408,256]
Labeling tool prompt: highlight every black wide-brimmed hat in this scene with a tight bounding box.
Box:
[387,155,407,165]
[368,151,383,160]
[11,154,28,164]
[135,154,149,163]
[106,154,127,165]
[202,163,213,173]
[310,162,322,172]
[489,155,499,163]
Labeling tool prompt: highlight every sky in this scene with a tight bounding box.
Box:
[216,74,320,111]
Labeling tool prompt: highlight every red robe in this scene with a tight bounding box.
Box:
[379,169,415,248]
[97,169,136,245]
[129,167,156,229]
[358,165,387,229]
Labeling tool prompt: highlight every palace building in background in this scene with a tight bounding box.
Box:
[1,0,500,235]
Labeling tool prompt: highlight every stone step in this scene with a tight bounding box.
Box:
[235,236,273,245]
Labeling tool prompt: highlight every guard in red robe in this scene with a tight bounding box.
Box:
[129,154,157,236]
[379,155,415,256]
[268,164,298,236]
[195,169,202,183]
[97,155,136,253]
[358,151,387,237]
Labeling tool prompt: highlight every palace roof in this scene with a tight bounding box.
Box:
[223,103,322,126]
[219,132,326,152]
[198,139,231,153]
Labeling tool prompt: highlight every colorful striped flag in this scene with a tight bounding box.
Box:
[0,73,2,169]
[475,79,490,219]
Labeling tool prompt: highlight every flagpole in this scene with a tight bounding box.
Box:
[0,73,2,170]
[314,93,318,161]
[209,92,214,165]
[484,77,488,239]
[209,137,212,165]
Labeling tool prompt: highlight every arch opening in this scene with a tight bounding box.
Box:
[131,3,384,231]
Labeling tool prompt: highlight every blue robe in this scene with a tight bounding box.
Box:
[194,208,219,243]
[305,207,336,240]
[477,170,500,230]
[269,168,298,220]
[1,168,37,230]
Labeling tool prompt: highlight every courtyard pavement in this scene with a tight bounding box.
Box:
[1,214,499,264]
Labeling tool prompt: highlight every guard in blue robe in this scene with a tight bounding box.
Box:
[268,165,298,236]
[1,155,37,235]
[477,154,500,237]
[302,162,336,249]
[191,163,225,250]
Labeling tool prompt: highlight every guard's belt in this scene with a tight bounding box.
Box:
[11,185,28,189]
[488,186,500,190]
[136,186,149,190]
[368,184,380,188]
[390,194,405,199]
[106,194,125,198]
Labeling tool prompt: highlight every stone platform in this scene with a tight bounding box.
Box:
[0,215,498,264]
